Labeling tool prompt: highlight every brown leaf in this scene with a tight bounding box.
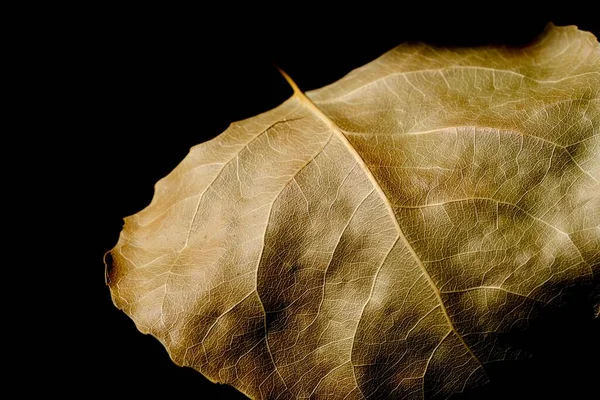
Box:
[107,24,599,399]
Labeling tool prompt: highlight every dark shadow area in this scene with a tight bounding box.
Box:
[453,282,600,400]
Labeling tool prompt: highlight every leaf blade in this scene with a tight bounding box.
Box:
[108,25,599,399]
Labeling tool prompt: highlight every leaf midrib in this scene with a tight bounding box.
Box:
[279,71,485,380]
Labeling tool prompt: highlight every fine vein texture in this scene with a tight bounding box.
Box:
[107,25,600,399]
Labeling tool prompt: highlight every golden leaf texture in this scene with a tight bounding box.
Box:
[107,25,599,399]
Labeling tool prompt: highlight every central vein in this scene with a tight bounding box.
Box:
[278,68,484,370]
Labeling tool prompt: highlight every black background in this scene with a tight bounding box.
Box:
[71,6,600,399]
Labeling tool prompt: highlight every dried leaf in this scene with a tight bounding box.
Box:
[107,25,599,399]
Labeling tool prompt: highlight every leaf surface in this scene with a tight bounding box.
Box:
[107,25,600,399]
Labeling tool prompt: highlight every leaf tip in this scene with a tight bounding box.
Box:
[541,22,599,43]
